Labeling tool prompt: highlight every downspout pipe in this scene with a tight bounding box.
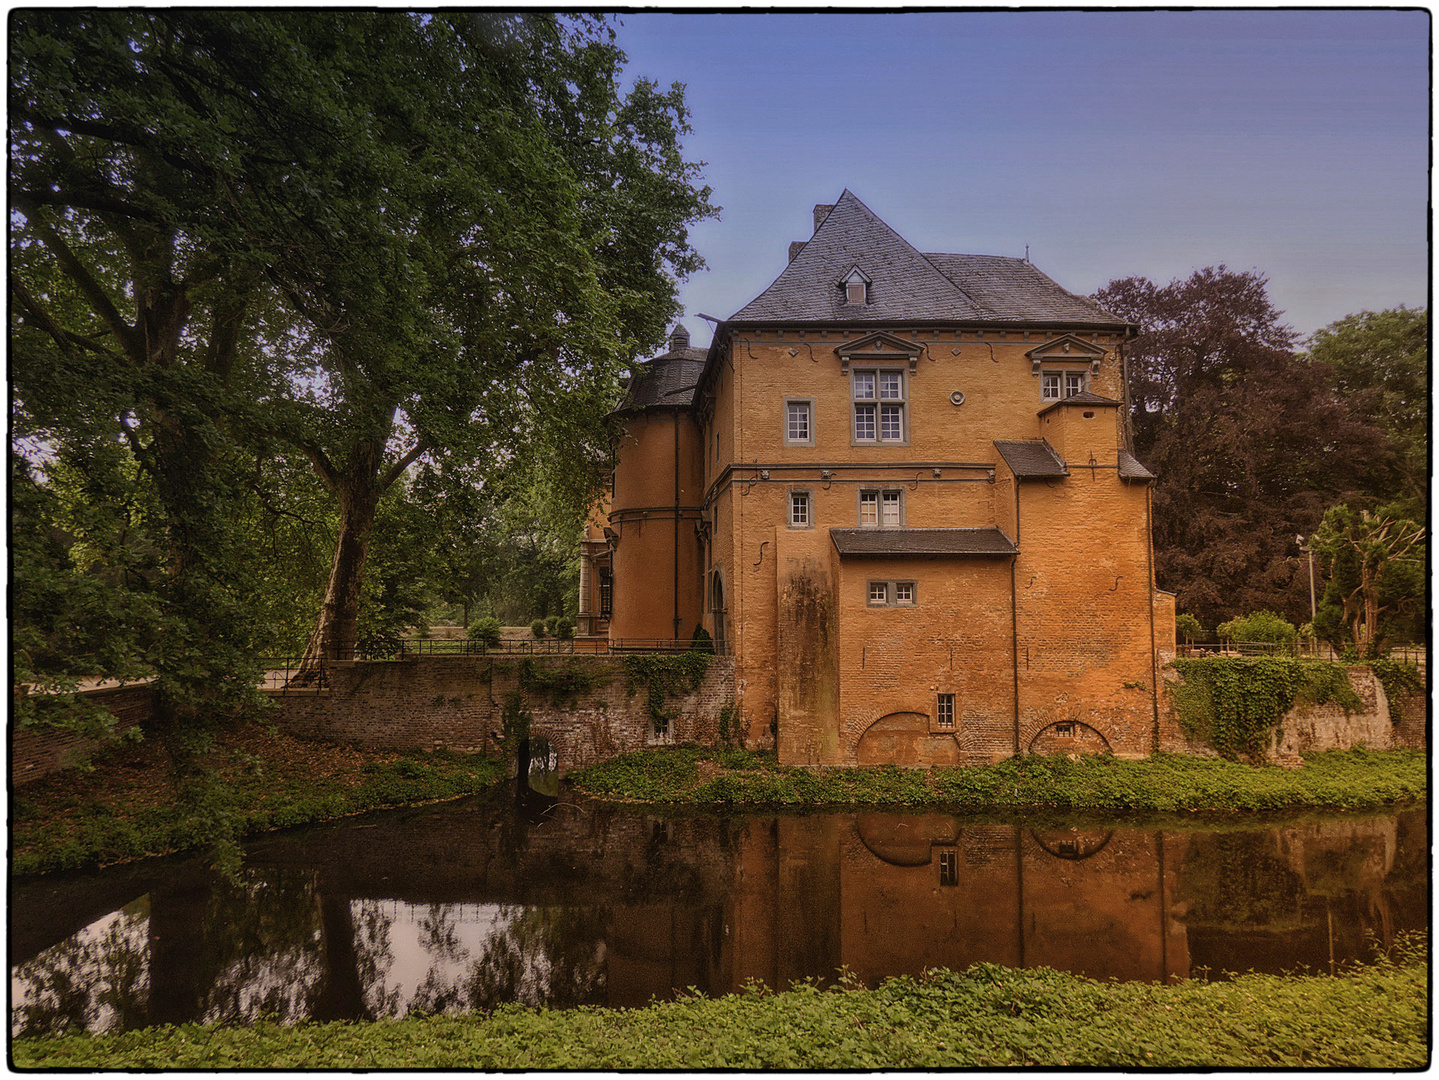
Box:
[673,406,682,640]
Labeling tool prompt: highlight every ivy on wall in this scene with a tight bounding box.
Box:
[1170,657,1363,760]
[1367,659,1424,710]
[624,653,711,724]
[514,657,610,706]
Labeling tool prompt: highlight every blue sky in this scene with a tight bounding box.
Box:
[615,10,1430,347]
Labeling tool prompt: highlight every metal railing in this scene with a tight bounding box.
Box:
[1178,641,1426,665]
[259,657,328,693]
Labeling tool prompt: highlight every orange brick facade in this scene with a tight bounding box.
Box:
[581,192,1177,765]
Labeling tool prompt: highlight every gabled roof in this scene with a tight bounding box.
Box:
[993,439,1069,479]
[726,190,1129,329]
[615,325,707,413]
[730,190,991,324]
[830,527,1018,557]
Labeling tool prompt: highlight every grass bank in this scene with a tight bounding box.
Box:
[13,942,1427,1069]
[570,745,1426,811]
[11,721,506,876]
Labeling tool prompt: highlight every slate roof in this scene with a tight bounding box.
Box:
[1036,390,1123,417]
[615,325,707,412]
[993,439,1068,479]
[728,190,1128,329]
[830,527,1018,557]
[1118,449,1156,482]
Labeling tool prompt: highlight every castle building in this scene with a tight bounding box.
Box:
[579,190,1176,765]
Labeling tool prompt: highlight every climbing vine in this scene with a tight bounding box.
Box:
[515,657,610,706]
[1169,657,1363,760]
[624,653,712,723]
[1368,659,1423,709]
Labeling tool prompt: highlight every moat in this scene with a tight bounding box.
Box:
[10,793,1427,1037]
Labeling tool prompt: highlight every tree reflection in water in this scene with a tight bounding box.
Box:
[12,900,150,1037]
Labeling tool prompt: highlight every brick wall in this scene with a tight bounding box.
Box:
[12,684,157,787]
[268,654,736,775]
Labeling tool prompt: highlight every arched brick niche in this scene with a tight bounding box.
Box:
[1027,720,1111,757]
[856,711,962,767]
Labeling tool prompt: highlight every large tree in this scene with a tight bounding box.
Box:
[1306,307,1428,512]
[11,12,714,697]
[1312,502,1426,656]
[1094,268,1396,628]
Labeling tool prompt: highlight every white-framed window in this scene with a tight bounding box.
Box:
[784,399,813,445]
[1042,370,1088,401]
[853,368,906,443]
[867,580,917,607]
[937,693,955,729]
[788,489,812,529]
[858,488,903,527]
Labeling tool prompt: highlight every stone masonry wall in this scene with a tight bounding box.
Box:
[268,654,736,775]
[12,684,157,787]
[1157,663,1424,761]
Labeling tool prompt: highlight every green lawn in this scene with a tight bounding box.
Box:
[13,942,1427,1069]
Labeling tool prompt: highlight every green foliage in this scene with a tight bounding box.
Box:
[1368,659,1424,708]
[1307,306,1428,510]
[1312,502,1425,656]
[515,658,609,706]
[717,703,738,747]
[1216,610,1297,646]
[544,615,560,637]
[623,653,711,723]
[531,619,548,640]
[1170,657,1363,759]
[1174,613,1203,644]
[690,625,715,654]
[555,617,576,641]
[570,746,1424,812]
[11,743,506,876]
[13,940,1428,1068]
[467,617,503,649]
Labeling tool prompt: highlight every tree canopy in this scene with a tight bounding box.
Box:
[11,11,715,721]
[1094,269,1400,629]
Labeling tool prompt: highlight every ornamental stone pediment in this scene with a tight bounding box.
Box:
[835,330,923,373]
[1026,334,1107,375]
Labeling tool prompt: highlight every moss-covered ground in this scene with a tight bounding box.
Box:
[12,940,1427,1069]
[11,720,506,876]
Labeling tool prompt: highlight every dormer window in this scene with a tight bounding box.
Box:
[839,266,871,305]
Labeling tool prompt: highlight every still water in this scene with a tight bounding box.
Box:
[10,794,1427,1037]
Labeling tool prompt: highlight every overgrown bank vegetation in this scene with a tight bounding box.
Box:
[14,939,1427,1069]
[11,724,505,876]
[570,746,1426,812]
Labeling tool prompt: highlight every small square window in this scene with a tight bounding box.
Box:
[846,280,866,304]
[788,490,811,529]
[1066,372,1085,397]
[937,693,955,729]
[868,581,889,606]
[785,400,812,445]
[895,582,915,605]
[1042,371,1087,401]
[1055,722,1076,737]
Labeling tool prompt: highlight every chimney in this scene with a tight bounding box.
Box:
[669,324,690,351]
[788,241,805,263]
[812,204,834,234]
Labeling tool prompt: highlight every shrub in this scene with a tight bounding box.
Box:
[1216,610,1297,647]
[555,617,576,640]
[530,619,547,639]
[690,625,715,653]
[544,615,560,637]
[467,617,502,649]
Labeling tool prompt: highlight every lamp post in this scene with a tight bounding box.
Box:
[1296,533,1317,623]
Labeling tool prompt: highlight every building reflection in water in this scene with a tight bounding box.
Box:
[11,802,1427,1036]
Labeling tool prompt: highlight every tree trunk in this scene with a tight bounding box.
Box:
[296,484,380,679]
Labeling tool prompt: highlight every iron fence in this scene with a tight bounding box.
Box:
[258,657,328,693]
[1178,641,1426,666]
